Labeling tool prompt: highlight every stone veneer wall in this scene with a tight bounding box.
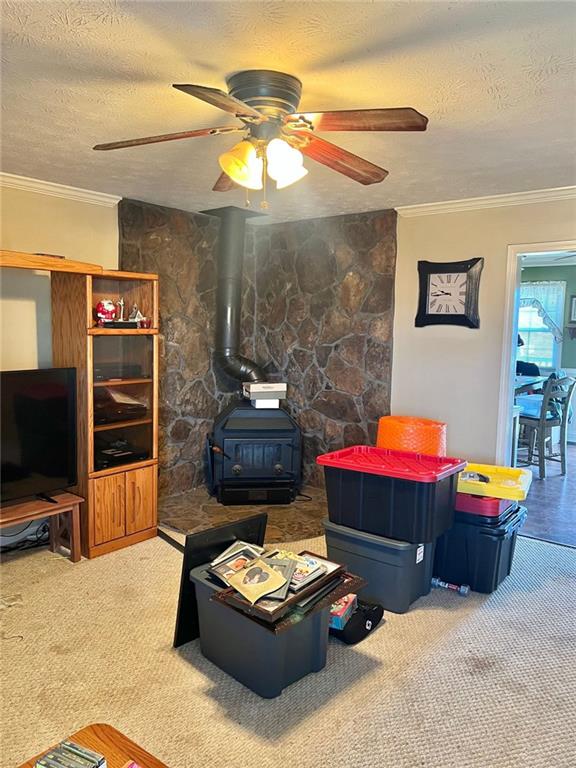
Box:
[250,209,396,486]
[119,200,396,494]
[118,199,257,496]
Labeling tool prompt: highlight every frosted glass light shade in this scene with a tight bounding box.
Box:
[266,138,307,189]
[275,165,308,189]
[219,140,263,190]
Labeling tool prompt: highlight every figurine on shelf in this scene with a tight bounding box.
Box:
[95,299,117,326]
[116,297,125,322]
[129,304,145,322]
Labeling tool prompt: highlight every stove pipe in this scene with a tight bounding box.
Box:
[202,206,266,383]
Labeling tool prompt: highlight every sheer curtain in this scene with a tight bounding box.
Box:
[518,281,566,370]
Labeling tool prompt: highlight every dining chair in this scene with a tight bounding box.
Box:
[518,375,576,479]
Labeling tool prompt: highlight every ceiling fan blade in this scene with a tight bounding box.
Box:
[173,84,265,122]
[212,172,236,192]
[290,131,388,185]
[285,107,428,132]
[93,126,243,151]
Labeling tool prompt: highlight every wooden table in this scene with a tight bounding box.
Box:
[515,375,547,394]
[18,723,168,768]
[0,492,83,562]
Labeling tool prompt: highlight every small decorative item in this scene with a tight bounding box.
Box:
[570,295,576,324]
[138,317,152,329]
[95,298,117,326]
[129,304,145,322]
[116,297,125,322]
[415,258,484,328]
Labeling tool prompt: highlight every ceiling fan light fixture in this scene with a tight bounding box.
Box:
[266,138,307,189]
[218,140,263,190]
[274,165,308,189]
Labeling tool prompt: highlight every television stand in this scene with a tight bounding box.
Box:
[0,492,84,562]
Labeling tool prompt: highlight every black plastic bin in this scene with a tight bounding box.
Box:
[317,446,466,543]
[433,505,527,593]
[324,519,435,613]
[189,563,330,698]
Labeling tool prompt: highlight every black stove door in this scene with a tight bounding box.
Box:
[222,438,294,481]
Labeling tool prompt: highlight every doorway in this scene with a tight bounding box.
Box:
[498,240,576,547]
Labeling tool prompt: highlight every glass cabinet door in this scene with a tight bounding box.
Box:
[92,335,154,471]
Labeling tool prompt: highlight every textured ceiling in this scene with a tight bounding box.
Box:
[2,1,576,222]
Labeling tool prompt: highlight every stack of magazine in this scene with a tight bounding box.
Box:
[206,541,352,624]
[35,741,106,768]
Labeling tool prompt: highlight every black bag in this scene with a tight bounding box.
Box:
[330,600,384,645]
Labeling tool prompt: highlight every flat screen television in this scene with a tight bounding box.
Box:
[1,368,77,504]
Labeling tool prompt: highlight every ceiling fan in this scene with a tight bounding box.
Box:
[93,69,428,193]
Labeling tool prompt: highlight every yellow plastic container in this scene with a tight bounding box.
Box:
[457,463,532,501]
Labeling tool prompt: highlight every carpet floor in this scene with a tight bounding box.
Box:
[1,535,574,768]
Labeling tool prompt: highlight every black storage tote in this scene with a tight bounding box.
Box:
[433,504,527,594]
[189,563,330,698]
[317,445,466,543]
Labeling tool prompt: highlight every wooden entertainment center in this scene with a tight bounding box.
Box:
[1,250,159,558]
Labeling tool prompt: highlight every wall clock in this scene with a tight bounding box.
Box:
[415,258,484,328]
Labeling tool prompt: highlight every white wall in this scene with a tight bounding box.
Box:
[392,198,576,463]
[0,180,119,370]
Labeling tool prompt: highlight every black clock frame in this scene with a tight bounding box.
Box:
[415,257,484,328]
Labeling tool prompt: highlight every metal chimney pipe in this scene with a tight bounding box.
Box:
[201,206,266,383]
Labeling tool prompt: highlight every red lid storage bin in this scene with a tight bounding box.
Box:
[317,446,466,543]
[455,493,512,518]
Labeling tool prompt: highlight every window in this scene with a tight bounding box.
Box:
[518,281,565,370]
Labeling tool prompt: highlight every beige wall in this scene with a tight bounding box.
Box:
[0,184,119,370]
[392,199,576,463]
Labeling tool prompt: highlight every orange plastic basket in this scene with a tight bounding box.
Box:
[376,415,447,456]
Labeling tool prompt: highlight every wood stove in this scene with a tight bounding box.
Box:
[206,400,302,505]
[202,206,302,505]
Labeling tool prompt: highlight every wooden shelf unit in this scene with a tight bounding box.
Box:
[51,269,159,559]
[0,249,104,274]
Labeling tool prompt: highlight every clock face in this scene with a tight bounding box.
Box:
[427,272,468,314]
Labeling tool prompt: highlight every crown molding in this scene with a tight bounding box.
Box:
[0,173,121,207]
[396,186,576,217]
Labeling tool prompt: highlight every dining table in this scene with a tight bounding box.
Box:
[514,375,547,394]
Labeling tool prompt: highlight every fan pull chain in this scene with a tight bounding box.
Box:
[260,155,269,210]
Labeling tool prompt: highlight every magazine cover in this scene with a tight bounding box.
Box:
[211,540,264,567]
[270,549,307,564]
[227,559,287,604]
[290,555,323,588]
[207,547,259,585]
